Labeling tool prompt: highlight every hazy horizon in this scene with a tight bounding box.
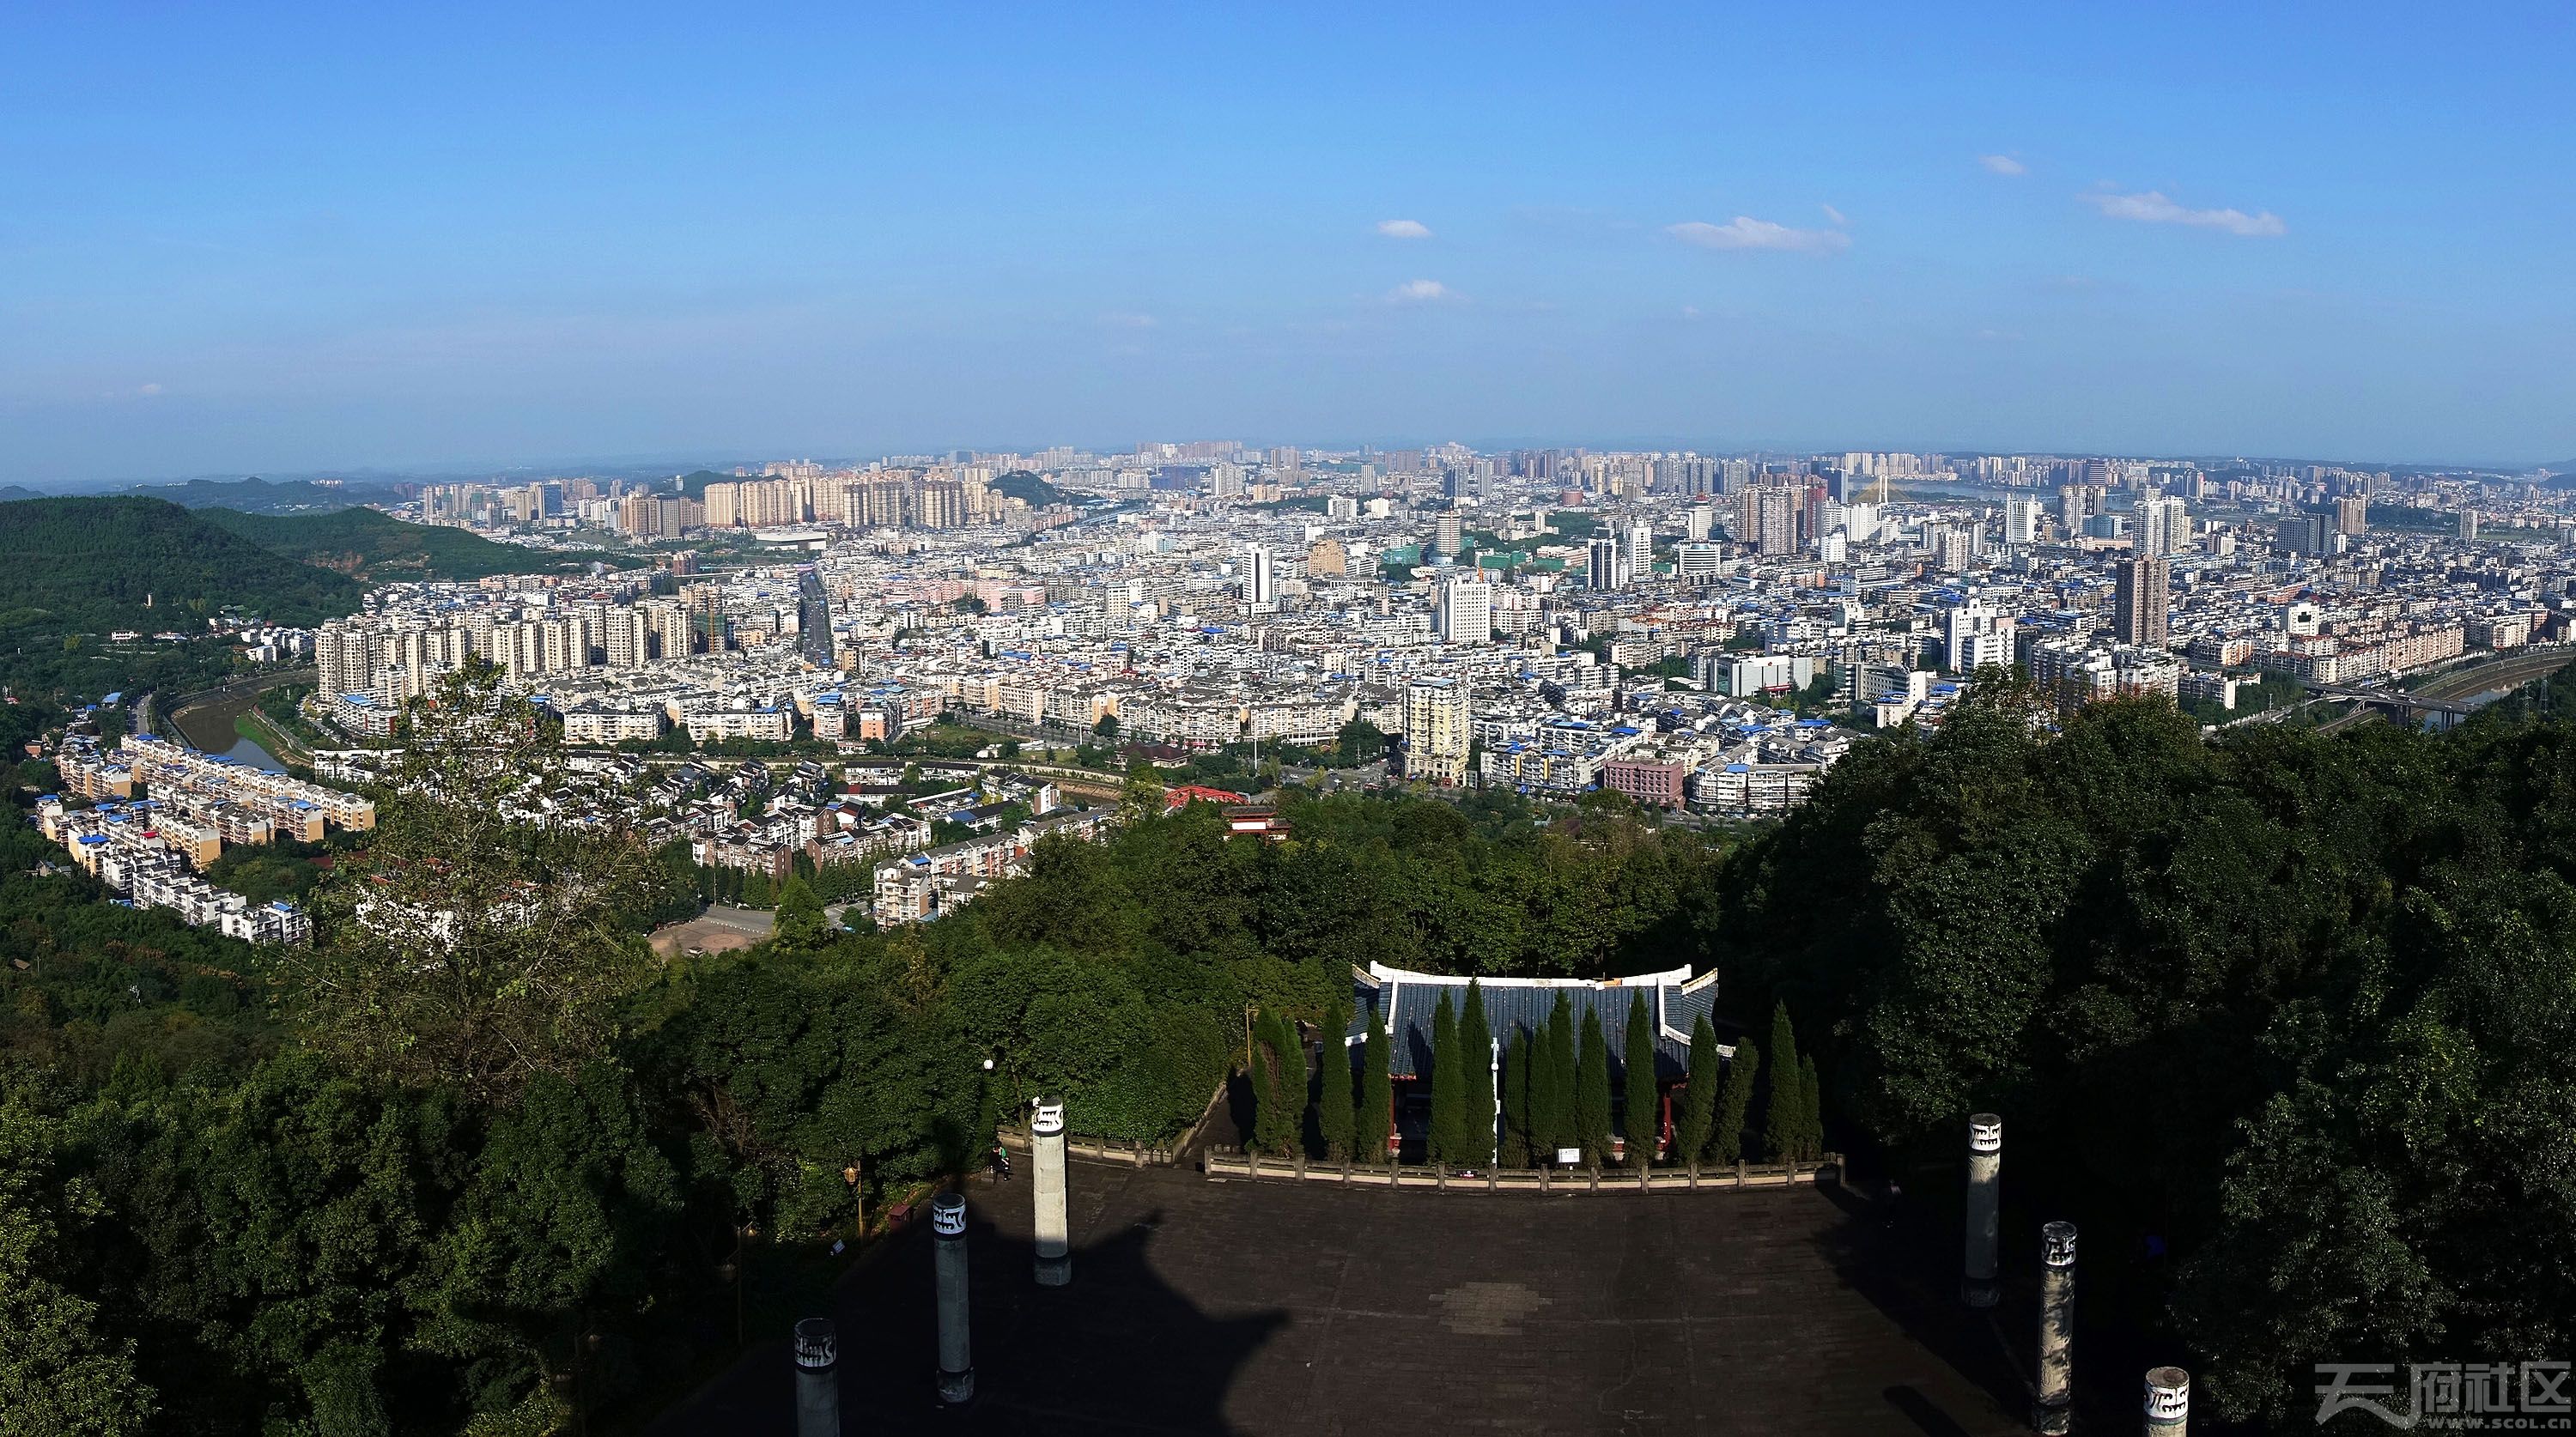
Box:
[7,4,2571,484]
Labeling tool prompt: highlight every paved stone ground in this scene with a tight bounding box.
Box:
[654,1158,2040,1435]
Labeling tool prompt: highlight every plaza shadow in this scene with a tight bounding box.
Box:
[656,1201,1287,1435]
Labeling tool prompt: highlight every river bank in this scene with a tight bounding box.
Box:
[167,692,284,769]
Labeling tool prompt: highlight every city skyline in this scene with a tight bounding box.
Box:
[6,4,2572,483]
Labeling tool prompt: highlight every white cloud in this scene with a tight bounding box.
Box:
[136,383,163,396]
[1376,219,1433,240]
[1820,203,1847,226]
[1100,312,1157,329]
[2083,189,2286,237]
[1680,305,1703,320]
[1387,278,1455,303]
[1980,154,2028,177]
[1664,216,1850,255]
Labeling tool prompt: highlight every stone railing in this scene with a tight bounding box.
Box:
[1200,1149,1845,1193]
[990,1079,1230,1172]
[997,1130,1179,1167]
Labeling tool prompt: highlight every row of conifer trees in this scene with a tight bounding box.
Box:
[1248,985,1826,1168]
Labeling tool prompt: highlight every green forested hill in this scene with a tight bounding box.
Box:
[993,469,1073,506]
[0,496,361,634]
[200,505,575,582]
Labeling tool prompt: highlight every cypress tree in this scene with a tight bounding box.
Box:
[1576,1007,1613,1167]
[1358,1010,1392,1163]
[1797,1053,1824,1164]
[1715,1037,1760,1163]
[1675,1014,1719,1165]
[1428,991,1460,1167]
[1316,999,1353,1161]
[1540,992,1576,1162]
[1623,991,1658,1165]
[1501,1027,1534,1167]
[1460,979,1495,1167]
[1765,1002,1802,1162]
[1249,1008,1287,1155]
[1280,1010,1310,1159]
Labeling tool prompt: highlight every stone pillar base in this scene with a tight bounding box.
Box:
[1036,1254,1071,1287]
[939,1367,975,1405]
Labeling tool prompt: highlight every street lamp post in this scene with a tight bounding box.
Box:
[978,1057,997,1178]
[719,1222,751,1349]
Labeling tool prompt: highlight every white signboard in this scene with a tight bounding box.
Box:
[1557,1147,1583,1165]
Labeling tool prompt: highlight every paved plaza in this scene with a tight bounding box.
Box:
[657,1158,2041,1435]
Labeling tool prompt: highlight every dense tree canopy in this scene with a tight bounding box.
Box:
[6,646,2575,1430]
[1710,676,2576,1422]
[0,497,361,636]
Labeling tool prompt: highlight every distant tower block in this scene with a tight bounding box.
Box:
[1961,1113,2002,1308]
[933,1192,975,1404]
[2144,1367,2190,1434]
[793,1319,840,1437]
[1032,1099,1072,1287]
[2034,1222,2077,1434]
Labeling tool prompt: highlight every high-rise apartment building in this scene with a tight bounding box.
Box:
[1402,676,1471,784]
[1437,577,1492,645]
[314,621,376,699]
[2059,484,2106,535]
[2003,497,2042,546]
[1944,603,2017,672]
[2114,556,2170,648]
[2136,494,2189,559]
[2275,512,2330,556]
[1587,537,1622,591]
[643,599,696,660]
[1241,543,1276,609]
[1740,486,1800,556]
[602,609,649,668]
[1431,512,1464,559]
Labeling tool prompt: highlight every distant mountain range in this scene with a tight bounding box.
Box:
[119,476,386,513]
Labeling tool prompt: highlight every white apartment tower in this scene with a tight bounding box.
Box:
[1944,603,2018,673]
[2004,497,2043,546]
[1241,543,1277,610]
[1437,576,1492,645]
[1624,520,1655,581]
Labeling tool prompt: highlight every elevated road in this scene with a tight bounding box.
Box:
[2312,647,2571,734]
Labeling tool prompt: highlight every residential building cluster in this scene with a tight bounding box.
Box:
[34,731,377,943]
[260,442,2576,927]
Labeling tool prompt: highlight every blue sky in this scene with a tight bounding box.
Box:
[3,3,2571,482]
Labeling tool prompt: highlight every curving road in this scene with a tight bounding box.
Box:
[2315,647,2572,734]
